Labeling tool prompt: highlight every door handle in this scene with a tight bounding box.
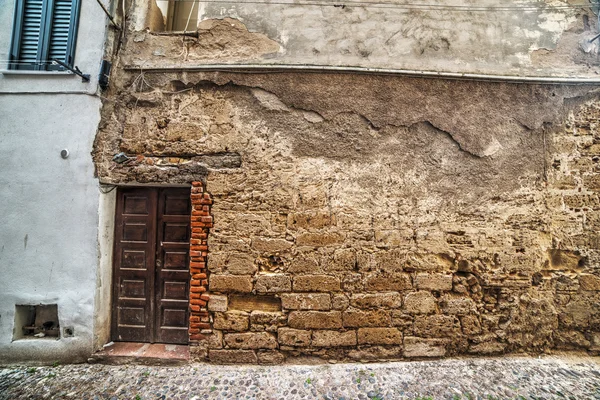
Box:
[156,259,162,268]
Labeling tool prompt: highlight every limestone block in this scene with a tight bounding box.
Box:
[347,346,403,361]
[312,330,357,347]
[468,340,506,354]
[365,273,412,291]
[228,295,282,312]
[440,295,476,315]
[293,275,341,292]
[579,274,600,291]
[403,292,437,314]
[403,337,447,358]
[208,294,228,312]
[257,350,285,364]
[342,310,390,327]
[208,349,257,364]
[391,311,413,329]
[278,327,311,347]
[331,293,350,310]
[226,253,258,275]
[357,328,403,345]
[288,311,343,329]
[213,312,249,332]
[414,274,453,291]
[255,274,292,293]
[250,311,287,331]
[350,292,403,309]
[460,315,482,335]
[210,275,253,293]
[296,232,344,247]
[224,332,278,349]
[280,293,332,310]
[251,237,293,253]
[413,315,460,337]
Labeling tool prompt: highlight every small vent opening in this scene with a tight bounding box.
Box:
[13,304,60,340]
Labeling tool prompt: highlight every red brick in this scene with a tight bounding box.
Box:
[201,216,213,223]
[191,279,201,286]
[190,316,201,322]
[200,294,210,301]
[190,262,206,268]
[190,305,200,312]
[192,181,203,187]
[190,293,201,299]
[189,334,205,341]
[193,273,207,279]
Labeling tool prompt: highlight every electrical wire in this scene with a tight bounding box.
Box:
[161,0,599,11]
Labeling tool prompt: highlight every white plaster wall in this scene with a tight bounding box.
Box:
[0,0,108,363]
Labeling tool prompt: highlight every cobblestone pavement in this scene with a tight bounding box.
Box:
[1,355,599,400]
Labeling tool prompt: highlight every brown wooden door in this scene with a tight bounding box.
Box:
[112,187,191,344]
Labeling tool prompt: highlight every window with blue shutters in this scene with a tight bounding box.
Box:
[9,0,81,70]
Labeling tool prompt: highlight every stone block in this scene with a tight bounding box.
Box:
[208,349,257,364]
[413,315,460,337]
[207,294,228,312]
[468,340,506,354]
[296,232,344,247]
[210,275,253,293]
[293,275,341,292]
[288,311,343,329]
[414,274,453,291]
[226,253,257,275]
[278,328,311,347]
[280,293,332,310]
[347,346,403,361]
[350,292,402,309]
[403,337,447,358]
[251,237,293,253]
[213,312,249,332]
[224,332,278,349]
[460,315,482,335]
[312,330,357,347]
[257,350,285,364]
[342,310,390,327]
[403,291,437,314]
[365,273,412,291]
[255,274,291,293]
[579,274,600,291]
[357,328,403,345]
[228,295,282,312]
[331,294,350,310]
[250,311,287,331]
[440,295,476,315]
[287,212,332,230]
[391,311,413,329]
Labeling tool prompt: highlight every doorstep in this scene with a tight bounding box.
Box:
[88,342,190,366]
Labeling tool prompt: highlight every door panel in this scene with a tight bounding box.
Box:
[155,188,191,344]
[112,187,190,344]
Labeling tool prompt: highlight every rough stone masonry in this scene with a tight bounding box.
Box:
[94,20,600,362]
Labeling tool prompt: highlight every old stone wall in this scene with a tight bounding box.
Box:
[94,64,600,362]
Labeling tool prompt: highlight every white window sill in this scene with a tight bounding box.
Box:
[0,70,75,76]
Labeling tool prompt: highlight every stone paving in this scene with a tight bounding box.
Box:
[1,355,599,400]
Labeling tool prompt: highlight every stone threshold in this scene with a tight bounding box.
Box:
[88,342,190,366]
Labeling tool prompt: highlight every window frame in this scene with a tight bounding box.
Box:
[9,0,82,71]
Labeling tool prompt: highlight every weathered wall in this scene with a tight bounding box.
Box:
[94,66,600,361]
[126,0,600,78]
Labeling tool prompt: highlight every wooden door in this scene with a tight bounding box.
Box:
[112,187,191,344]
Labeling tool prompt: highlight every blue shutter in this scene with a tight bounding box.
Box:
[48,0,72,63]
[11,0,44,69]
[9,0,80,71]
